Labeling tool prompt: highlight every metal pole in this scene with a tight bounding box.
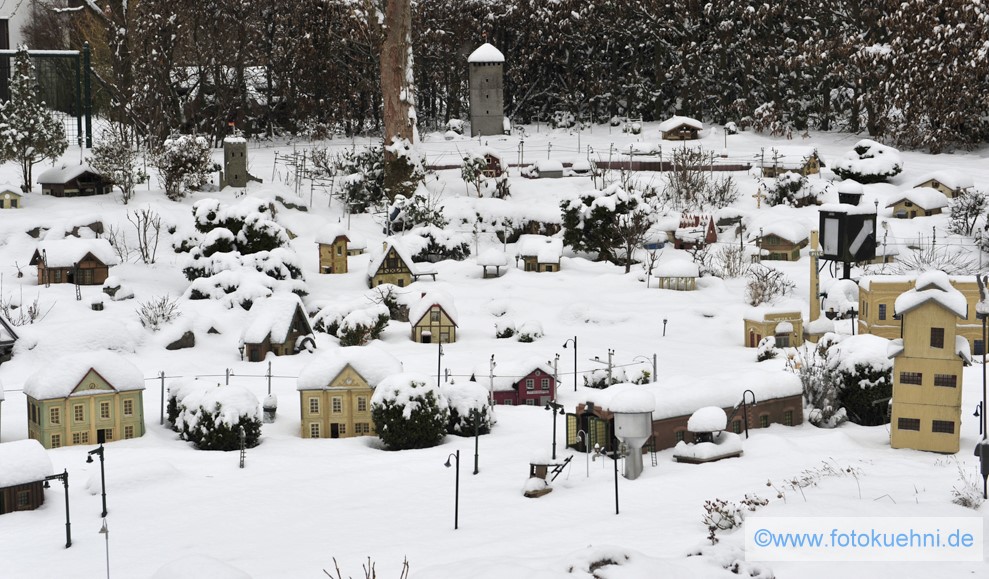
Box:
[652,354,657,383]
[159,371,165,426]
[607,349,614,387]
[473,412,480,475]
[454,450,460,530]
[83,43,92,147]
[437,343,443,388]
[99,447,107,517]
[267,361,272,396]
[574,337,578,391]
[74,50,82,153]
[100,519,110,579]
[613,450,620,515]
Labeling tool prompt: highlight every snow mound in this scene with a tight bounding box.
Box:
[688,406,728,432]
[152,554,252,579]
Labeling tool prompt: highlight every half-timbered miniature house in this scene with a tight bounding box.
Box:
[888,271,969,453]
[886,187,948,219]
[240,294,315,361]
[751,222,809,261]
[367,239,417,288]
[410,291,458,344]
[297,346,403,439]
[1,185,22,209]
[37,164,112,197]
[759,146,822,178]
[517,235,563,272]
[743,308,804,348]
[913,171,973,198]
[315,224,350,274]
[0,440,53,515]
[658,115,703,140]
[29,238,118,286]
[24,352,146,449]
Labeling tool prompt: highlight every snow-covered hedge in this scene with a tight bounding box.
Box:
[441,382,492,436]
[371,373,449,450]
[167,380,262,451]
[831,139,903,184]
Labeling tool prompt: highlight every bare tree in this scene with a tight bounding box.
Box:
[745,264,796,306]
[127,207,163,264]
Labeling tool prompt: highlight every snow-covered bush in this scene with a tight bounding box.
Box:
[702,495,769,544]
[441,382,492,436]
[335,145,385,213]
[951,458,985,509]
[755,336,777,362]
[314,302,389,345]
[831,139,903,184]
[494,320,515,339]
[371,374,449,450]
[561,180,658,270]
[949,188,987,236]
[744,265,795,306]
[516,320,544,343]
[154,134,218,200]
[136,295,181,331]
[762,172,814,207]
[583,367,650,389]
[661,147,739,211]
[168,381,262,451]
[826,335,892,426]
[461,153,488,197]
[405,225,471,262]
[89,124,147,204]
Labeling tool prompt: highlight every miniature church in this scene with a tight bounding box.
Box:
[468,42,505,137]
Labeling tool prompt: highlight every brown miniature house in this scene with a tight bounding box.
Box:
[367,239,417,288]
[751,223,808,262]
[658,116,703,140]
[240,295,316,361]
[885,188,948,219]
[410,291,458,344]
[29,239,118,286]
[0,440,53,514]
[759,146,822,178]
[517,235,562,272]
[37,164,112,197]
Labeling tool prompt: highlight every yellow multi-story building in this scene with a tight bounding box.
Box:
[23,352,145,449]
[888,272,969,453]
[858,274,981,353]
[743,308,804,348]
[316,224,349,274]
[297,347,402,439]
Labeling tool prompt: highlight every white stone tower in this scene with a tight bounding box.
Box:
[468,42,505,137]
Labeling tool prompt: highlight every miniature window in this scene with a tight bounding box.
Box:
[125,426,134,439]
[525,399,535,406]
[104,429,113,441]
[430,311,440,322]
[502,399,513,405]
[357,397,368,412]
[930,328,945,349]
[100,402,111,419]
[933,374,957,388]
[336,246,342,256]
[775,334,790,348]
[309,423,320,438]
[526,379,535,390]
[339,424,347,435]
[332,397,343,413]
[309,398,320,414]
[932,420,955,434]
[783,410,793,426]
[759,415,769,428]
[878,304,886,320]
[51,434,61,448]
[900,372,923,385]
[732,420,742,434]
[674,431,685,443]
[541,378,550,390]
[897,417,921,431]
[74,405,84,422]
[123,400,133,416]
[50,407,61,425]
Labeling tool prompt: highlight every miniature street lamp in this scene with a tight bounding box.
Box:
[43,470,71,548]
[544,401,566,460]
[563,336,577,390]
[443,450,460,530]
[86,435,107,517]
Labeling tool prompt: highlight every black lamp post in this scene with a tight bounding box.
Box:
[740,389,757,439]
[545,401,566,460]
[662,318,668,337]
[593,443,624,515]
[443,450,460,530]
[86,439,107,518]
[471,409,481,475]
[563,337,577,390]
[43,469,71,548]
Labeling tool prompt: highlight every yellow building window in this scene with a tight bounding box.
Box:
[332,397,343,413]
[72,432,90,445]
[309,397,320,414]
[124,426,134,439]
[51,434,61,448]
[900,372,923,385]
[930,327,945,349]
[124,400,133,416]
[100,401,111,419]
[309,423,320,438]
[74,405,84,422]
[355,423,370,434]
[897,417,920,431]
[430,310,440,322]
[357,397,367,412]
[933,374,957,388]
[104,429,113,441]
[50,407,61,425]
[932,420,955,434]
[339,423,347,435]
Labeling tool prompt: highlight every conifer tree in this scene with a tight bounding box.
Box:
[0,46,68,192]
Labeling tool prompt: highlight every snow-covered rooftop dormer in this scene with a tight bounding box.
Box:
[468,43,504,63]
[893,270,967,318]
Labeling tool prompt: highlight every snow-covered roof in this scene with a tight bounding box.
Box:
[297,345,403,391]
[583,369,801,422]
[754,221,808,244]
[609,389,656,413]
[858,273,973,291]
[0,315,17,344]
[314,224,350,245]
[775,321,794,334]
[32,238,119,267]
[1,183,21,195]
[0,440,53,488]
[760,146,818,169]
[687,406,727,432]
[468,42,504,63]
[240,294,311,344]
[517,235,563,262]
[534,159,564,172]
[886,187,949,211]
[409,290,459,326]
[36,163,102,185]
[477,248,508,267]
[23,351,145,400]
[367,238,418,277]
[654,260,699,278]
[658,116,703,132]
[472,357,554,391]
[836,179,863,195]
[956,335,972,364]
[828,334,893,374]
[914,171,973,191]
[893,270,967,318]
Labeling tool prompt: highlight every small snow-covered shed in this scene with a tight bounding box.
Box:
[653,260,699,291]
[886,187,948,219]
[517,234,563,272]
[658,115,703,140]
[523,159,564,179]
[315,223,350,274]
[29,238,118,286]
[0,440,53,514]
[759,146,822,177]
[37,164,112,197]
[240,294,315,361]
[410,290,458,344]
[297,345,403,439]
[477,247,508,278]
[1,184,22,209]
[913,171,973,198]
[23,351,146,449]
[751,221,809,261]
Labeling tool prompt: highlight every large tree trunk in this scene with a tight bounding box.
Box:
[379,0,417,200]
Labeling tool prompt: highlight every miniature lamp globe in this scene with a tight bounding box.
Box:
[609,388,655,480]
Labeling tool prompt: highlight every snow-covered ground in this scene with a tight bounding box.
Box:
[1,124,988,578]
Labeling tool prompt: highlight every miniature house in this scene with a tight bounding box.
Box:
[29,238,118,286]
[23,352,146,449]
[886,187,948,219]
[1,185,22,208]
[367,239,417,288]
[0,315,16,364]
[653,260,699,291]
[743,309,804,348]
[888,271,968,453]
[752,222,809,261]
[517,235,563,272]
[315,224,350,274]
[473,358,556,406]
[297,346,402,439]
[240,295,315,362]
[672,214,717,250]
[468,42,505,137]
[0,440,53,514]
[759,146,822,178]
[913,171,973,198]
[37,164,112,197]
[658,115,703,140]
[346,233,367,256]
[858,274,981,353]
[410,291,458,344]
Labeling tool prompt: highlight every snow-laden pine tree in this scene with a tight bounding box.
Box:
[0,46,68,192]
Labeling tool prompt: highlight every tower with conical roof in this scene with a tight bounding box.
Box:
[468,42,505,137]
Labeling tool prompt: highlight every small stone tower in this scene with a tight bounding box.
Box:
[219,133,262,189]
[468,42,505,137]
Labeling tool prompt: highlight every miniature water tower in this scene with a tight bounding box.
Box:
[818,179,876,279]
[468,42,505,137]
[609,389,655,480]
